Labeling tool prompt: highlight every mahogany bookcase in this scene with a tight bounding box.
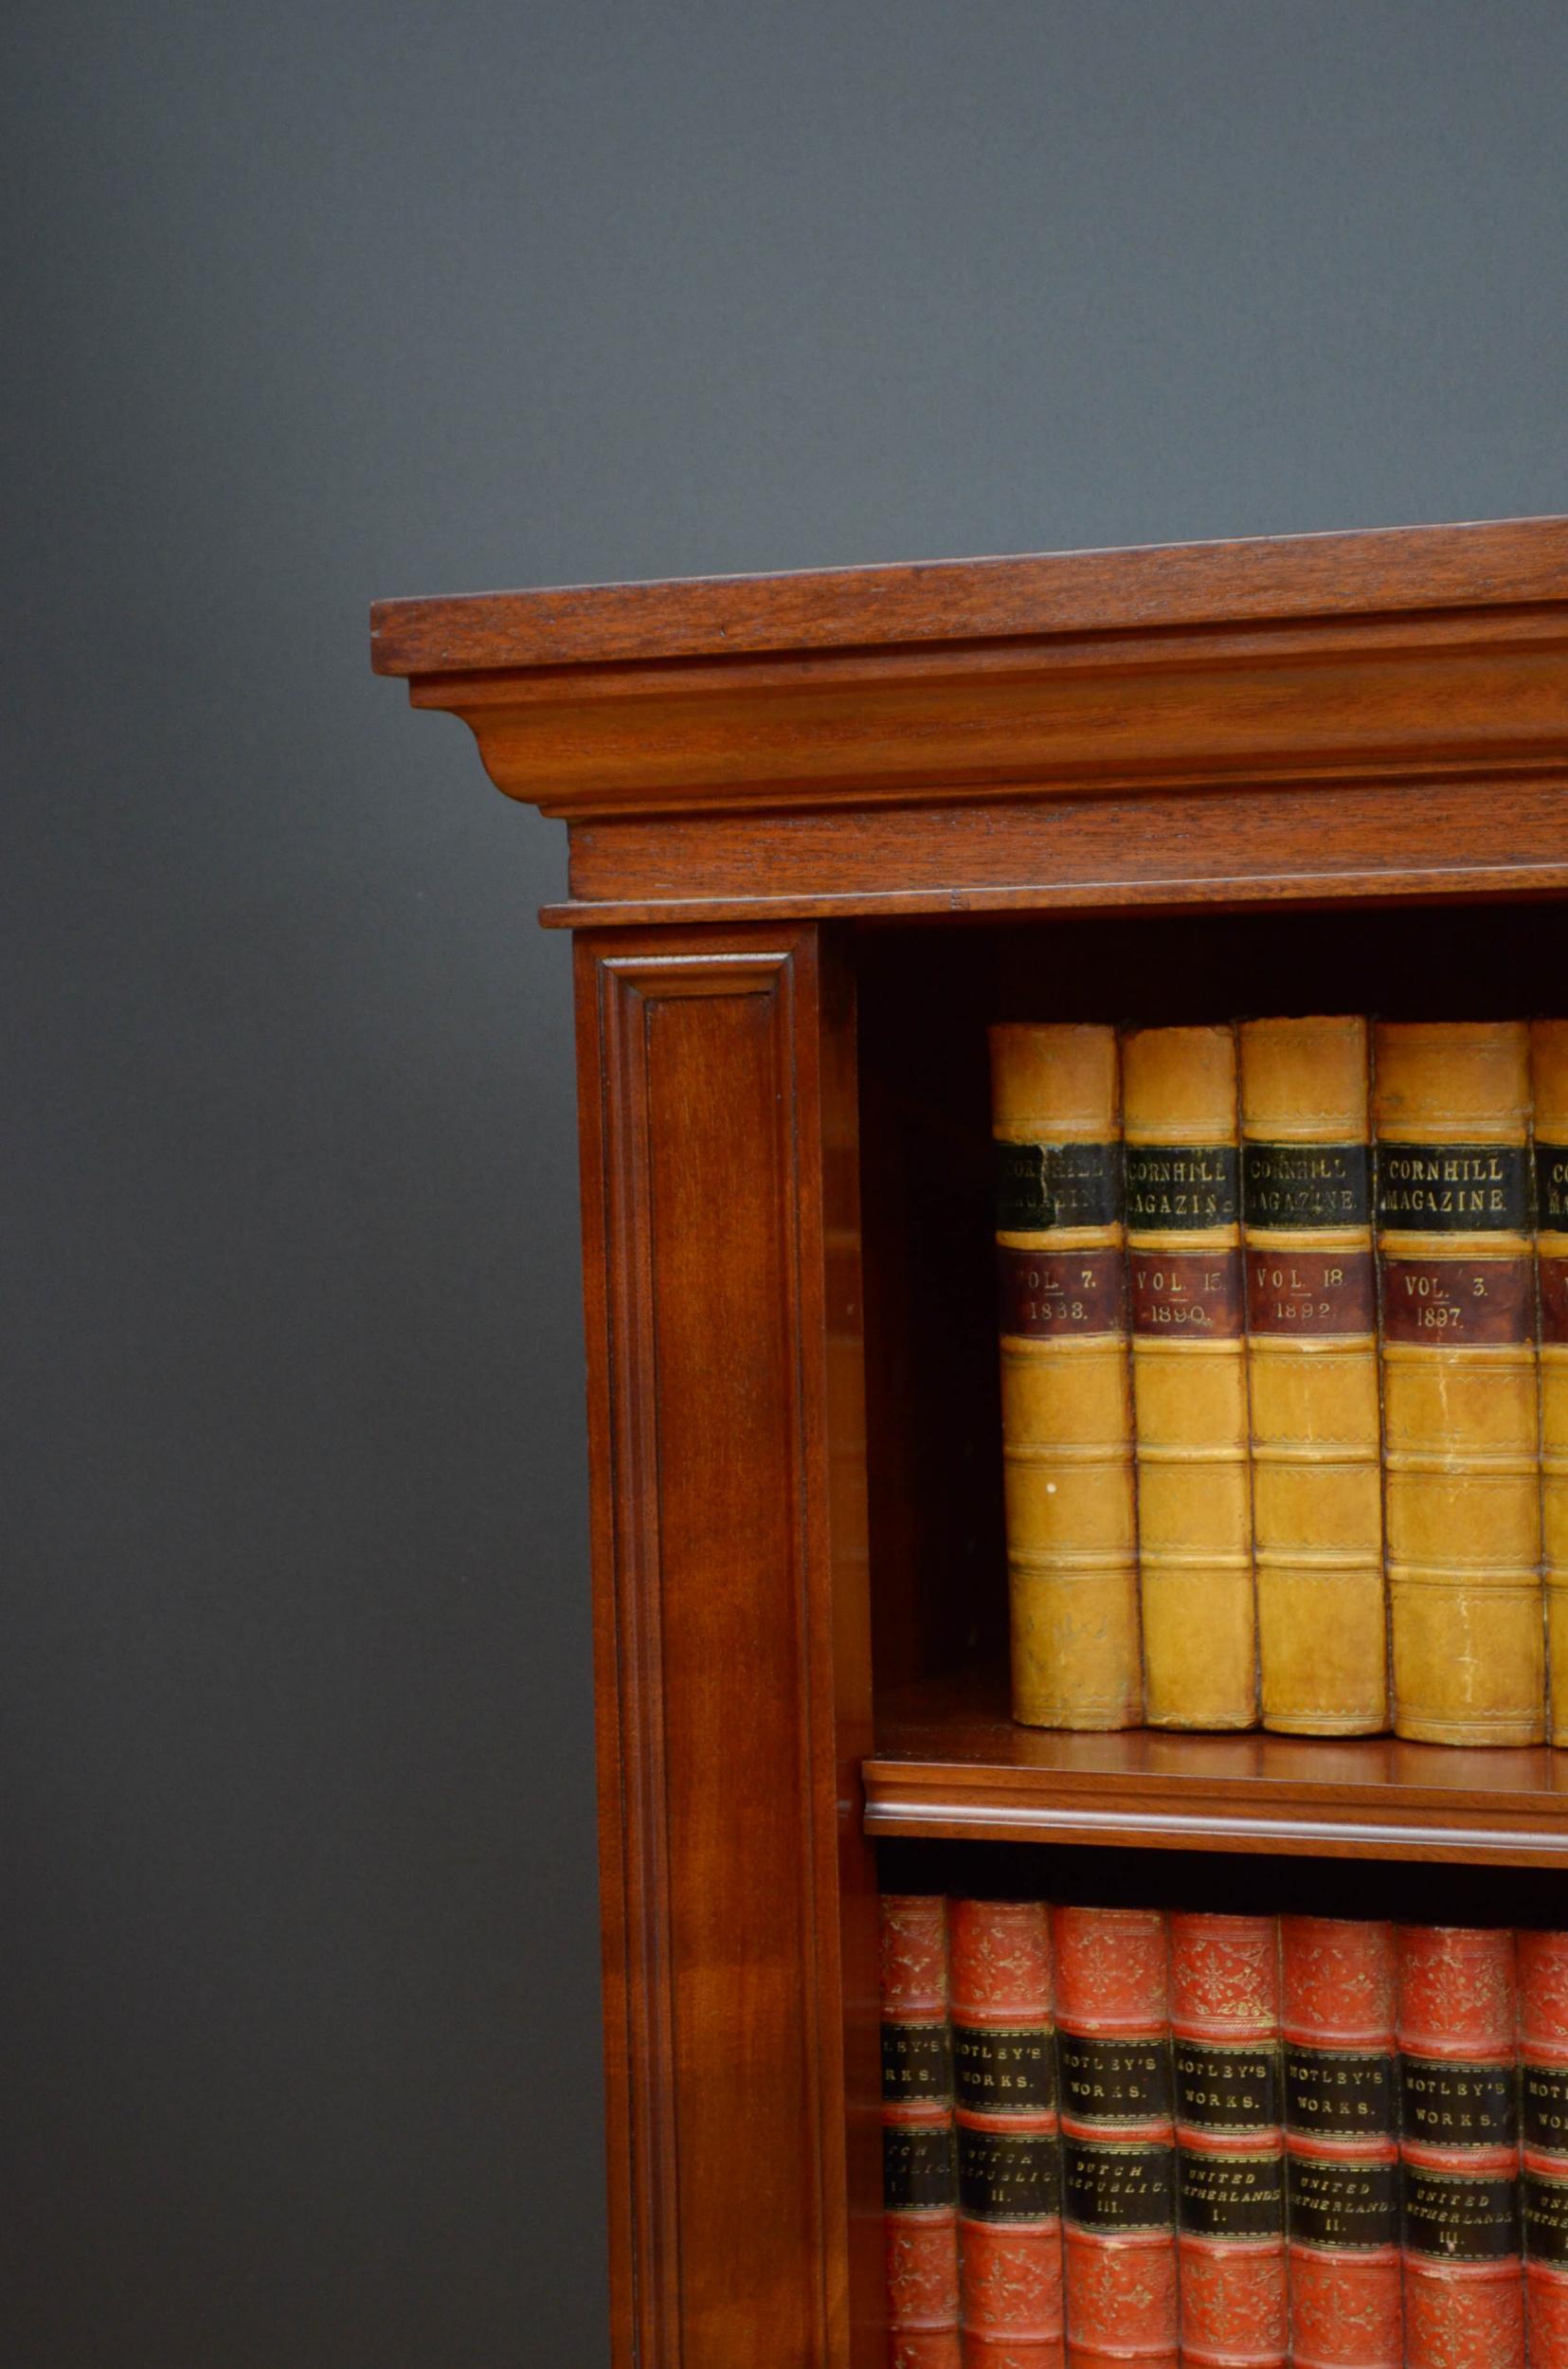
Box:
[371,516,1568,2369]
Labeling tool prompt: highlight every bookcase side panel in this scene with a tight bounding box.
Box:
[575,924,877,2369]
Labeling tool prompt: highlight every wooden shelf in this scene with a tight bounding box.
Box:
[866,1670,1568,1866]
[379,517,1568,2369]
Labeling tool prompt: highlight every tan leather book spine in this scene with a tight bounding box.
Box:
[1532,1023,1568,1747]
[1240,1018,1386,1735]
[1373,1022,1543,1745]
[991,1025,1141,1730]
[1123,1025,1255,1729]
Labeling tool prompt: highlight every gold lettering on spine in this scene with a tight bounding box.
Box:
[1241,1018,1386,1734]
[1124,1025,1255,1728]
[1374,1023,1543,1745]
[1534,1024,1568,1747]
[991,1025,1140,1728]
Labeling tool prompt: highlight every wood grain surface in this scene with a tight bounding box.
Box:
[868,1671,1568,1866]
[371,514,1568,675]
[573,924,877,2369]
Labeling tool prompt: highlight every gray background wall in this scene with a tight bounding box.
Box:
[4,3,1565,2360]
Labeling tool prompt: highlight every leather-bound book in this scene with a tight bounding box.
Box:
[949,1898,1063,2369]
[1280,1915,1402,2369]
[1240,1018,1386,1734]
[1169,1912,1287,2369]
[881,1893,963,2369]
[1373,1022,1544,1744]
[990,1025,1141,1729]
[1122,1026,1255,1728]
[1518,1928,1568,2368]
[1533,1023,1568,1745]
[1397,1924,1523,2369]
[1053,1906,1177,2369]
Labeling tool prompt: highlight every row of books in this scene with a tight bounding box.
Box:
[879,1890,1568,2369]
[992,1017,1568,1743]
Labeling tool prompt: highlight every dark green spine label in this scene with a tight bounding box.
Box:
[1125,1144,1239,1230]
[953,2023,1057,2115]
[1523,2168,1568,2265]
[1174,2042,1280,2132]
[1285,2048,1397,2137]
[1402,2169,1519,2262]
[1243,1142,1371,1228]
[958,2126,1063,2223]
[1061,2139,1176,2233]
[1286,2154,1400,2251]
[1537,1146,1568,1229]
[1523,2060,1568,2152]
[883,2124,957,2211]
[1375,1143,1530,1233]
[996,1141,1121,1231]
[1176,2147,1286,2239]
[1059,2032,1173,2126]
[1399,2053,1517,2149]
[881,2019,953,2106]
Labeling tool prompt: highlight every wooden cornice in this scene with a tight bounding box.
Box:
[371,518,1568,829]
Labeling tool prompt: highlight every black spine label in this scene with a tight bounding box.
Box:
[958,2126,1063,2223]
[1286,2155,1400,2251]
[1062,2139,1176,2233]
[1285,2048,1397,2136]
[1124,1144,1239,1229]
[1375,1143,1529,1232]
[1524,2060,1568,2151]
[996,1141,1121,1231]
[1243,1142,1371,1228]
[953,2023,1057,2115]
[1400,2053,1518,2149]
[1059,2032,1173,2126]
[883,2124,956,2211]
[1402,2168,1519,2262]
[1177,2147,1286,2239]
[1537,1145,1568,1230]
[1523,2168,1568,2266]
[1175,2043,1280,2132]
[881,2019,953,2106]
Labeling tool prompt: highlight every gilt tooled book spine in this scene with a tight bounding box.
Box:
[1531,1024,1568,1747]
[1240,1018,1386,1735]
[1169,1912,1288,2369]
[1397,1925,1523,2369]
[1373,1022,1544,1745]
[1518,1928,1568,2369]
[881,1893,963,2369]
[1122,1025,1256,1729]
[949,1898,1064,2369]
[1280,1915,1402,2369]
[990,1026,1141,1730]
[1053,1906,1178,2369]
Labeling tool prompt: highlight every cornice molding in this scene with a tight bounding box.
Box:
[398,600,1568,822]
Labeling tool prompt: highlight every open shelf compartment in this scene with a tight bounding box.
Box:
[852,899,1568,1864]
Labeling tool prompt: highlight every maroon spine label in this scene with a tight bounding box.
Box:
[1541,1256,1568,1347]
[1129,1249,1243,1338]
[1379,1256,1534,1346]
[1247,1249,1375,1337]
[998,1245,1123,1338]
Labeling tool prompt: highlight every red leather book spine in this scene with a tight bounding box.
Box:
[1519,1929,1568,2368]
[882,1893,963,2369]
[1280,1916,1402,2369]
[1169,1912,1287,2369]
[1397,1924,1523,2369]
[950,1898,1064,2369]
[1053,1905,1178,2369]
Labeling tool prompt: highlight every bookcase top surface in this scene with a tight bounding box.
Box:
[370,514,1568,679]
